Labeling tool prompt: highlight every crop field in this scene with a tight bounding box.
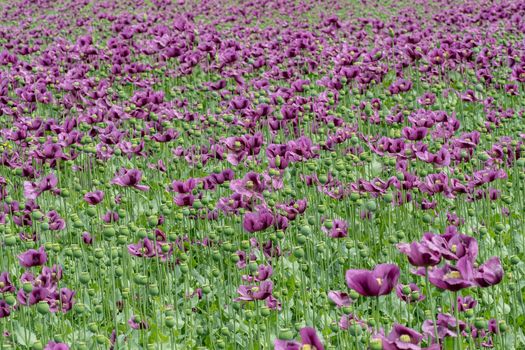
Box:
[0,0,524,349]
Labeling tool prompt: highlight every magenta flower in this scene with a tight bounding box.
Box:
[397,241,441,267]
[428,256,475,291]
[242,208,274,233]
[474,257,503,288]
[422,313,466,340]
[111,168,149,191]
[345,264,400,297]
[274,327,324,350]
[18,246,47,268]
[456,295,477,312]
[234,280,273,302]
[83,190,104,205]
[0,300,10,319]
[328,291,352,307]
[374,324,426,350]
[128,238,157,258]
[128,316,149,330]
[44,342,69,350]
[0,272,15,293]
[323,219,348,238]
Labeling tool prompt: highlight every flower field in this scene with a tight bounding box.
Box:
[0,0,525,349]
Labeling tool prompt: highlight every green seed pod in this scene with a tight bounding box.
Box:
[36,301,50,315]
[293,247,305,258]
[180,263,189,273]
[366,200,377,212]
[165,316,176,328]
[94,305,103,314]
[31,341,43,350]
[510,255,520,265]
[23,282,33,293]
[474,318,487,329]
[134,274,148,285]
[5,295,16,306]
[95,335,107,345]
[149,284,160,296]
[79,272,90,284]
[4,235,17,246]
[278,328,294,340]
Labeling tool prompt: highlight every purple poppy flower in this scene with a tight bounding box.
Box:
[17,286,49,306]
[456,295,477,312]
[128,238,157,258]
[243,208,274,233]
[82,232,93,245]
[323,219,348,238]
[83,190,104,205]
[395,283,425,303]
[234,280,273,302]
[101,210,119,223]
[418,92,436,106]
[375,323,425,350]
[18,246,47,268]
[0,272,15,293]
[428,256,475,291]
[230,171,266,199]
[0,300,10,319]
[422,313,466,340]
[474,257,503,288]
[422,232,478,262]
[128,315,149,330]
[47,210,66,230]
[170,178,197,193]
[111,168,149,191]
[255,264,273,281]
[274,327,324,350]
[44,341,69,350]
[397,241,441,267]
[345,264,400,297]
[328,291,352,307]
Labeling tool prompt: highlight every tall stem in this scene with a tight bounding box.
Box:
[425,267,438,344]
[454,291,462,350]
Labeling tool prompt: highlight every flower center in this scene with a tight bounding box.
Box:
[445,271,461,279]
[302,346,316,350]
[450,244,457,253]
[400,334,411,343]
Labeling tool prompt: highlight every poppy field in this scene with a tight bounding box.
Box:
[1,0,525,349]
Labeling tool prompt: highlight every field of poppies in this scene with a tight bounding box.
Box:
[1,0,525,349]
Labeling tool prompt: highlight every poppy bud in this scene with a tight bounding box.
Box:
[149,284,160,296]
[79,272,90,284]
[5,295,16,306]
[278,328,294,340]
[4,235,17,246]
[474,318,487,329]
[31,341,43,350]
[165,316,176,328]
[23,282,33,293]
[134,274,148,285]
[95,335,107,345]
[36,301,50,315]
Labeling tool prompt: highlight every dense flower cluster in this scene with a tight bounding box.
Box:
[0,0,523,348]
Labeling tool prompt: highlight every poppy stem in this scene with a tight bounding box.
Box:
[425,267,438,344]
[375,296,380,333]
[454,291,462,350]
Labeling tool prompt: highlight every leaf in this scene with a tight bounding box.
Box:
[14,324,37,348]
